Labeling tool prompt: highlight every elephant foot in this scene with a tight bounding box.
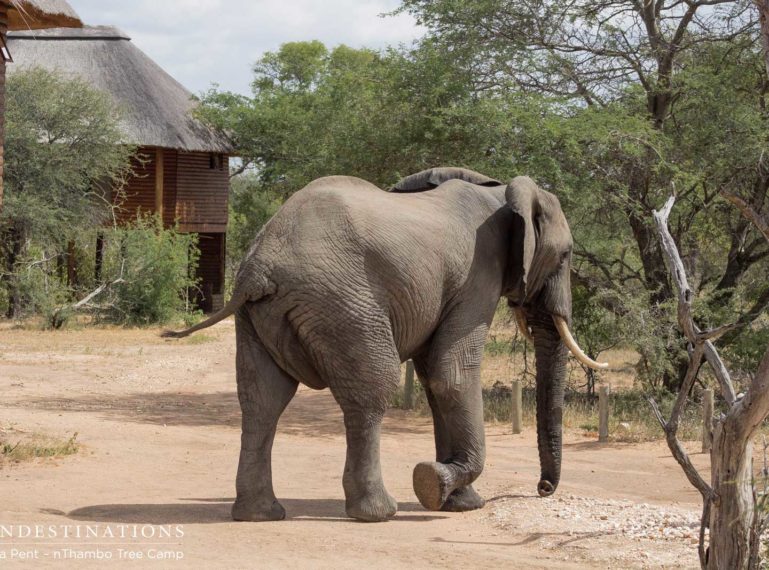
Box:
[231,497,286,522]
[346,489,398,522]
[413,461,453,511]
[440,485,485,512]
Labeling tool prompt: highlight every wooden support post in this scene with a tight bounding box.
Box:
[94,232,104,282]
[0,2,7,214]
[155,147,164,222]
[598,384,610,443]
[511,380,523,434]
[404,360,415,410]
[702,388,714,453]
[66,240,77,286]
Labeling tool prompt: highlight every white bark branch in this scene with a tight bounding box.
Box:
[653,196,737,405]
[51,261,126,319]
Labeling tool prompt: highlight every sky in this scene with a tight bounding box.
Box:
[70,0,424,96]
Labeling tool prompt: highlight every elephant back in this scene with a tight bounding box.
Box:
[389,167,503,193]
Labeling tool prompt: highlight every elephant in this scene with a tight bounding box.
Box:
[163,167,607,522]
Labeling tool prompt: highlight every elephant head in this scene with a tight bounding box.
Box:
[505,176,606,497]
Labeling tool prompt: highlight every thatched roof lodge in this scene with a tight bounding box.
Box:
[0,0,83,211]
[7,24,235,312]
[9,26,232,153]
[8,0,82,29]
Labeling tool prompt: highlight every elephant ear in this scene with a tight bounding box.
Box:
[389,167,502,193]
[506,176,540,304]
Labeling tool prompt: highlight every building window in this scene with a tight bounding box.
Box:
[209,153,224,170]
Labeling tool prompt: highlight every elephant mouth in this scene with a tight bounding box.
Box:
[513,307,608,370]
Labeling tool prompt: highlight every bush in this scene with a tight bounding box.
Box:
[102,216,200,325]
[6,244,73,327]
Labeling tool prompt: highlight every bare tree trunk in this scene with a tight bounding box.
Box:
[4,220,25,318]
[653,196,769,569]
[708,425,754,569]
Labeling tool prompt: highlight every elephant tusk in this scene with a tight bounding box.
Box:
[552,316,609,370]
[513,307,534,343]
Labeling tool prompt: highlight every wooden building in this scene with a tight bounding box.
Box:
[0,0,83,211]
[7,25,234,312]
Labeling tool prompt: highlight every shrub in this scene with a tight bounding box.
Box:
[102,216,200,325]
[6,244,72,327]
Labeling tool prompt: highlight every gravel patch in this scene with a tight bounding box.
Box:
[489,491,701,540]
[485,489,702,568]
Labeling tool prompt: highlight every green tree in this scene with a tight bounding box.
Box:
[197,40,498,190]
[200,25,769,388]
[1,67,133,317]
[396,0,769,388]
[226,173,283,265]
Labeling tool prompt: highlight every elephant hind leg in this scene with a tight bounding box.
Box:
[232,308,298,522]
[320,319,401,522]
[337,403,398,522]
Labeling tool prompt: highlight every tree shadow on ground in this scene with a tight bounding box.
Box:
[62,498,441,525]
[563,440,637,451]
[16,389,431,438]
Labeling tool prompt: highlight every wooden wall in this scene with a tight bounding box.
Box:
[162,148,178,227]
[116,147,229,312]
[117,147,229,230]
[116,149,156,224]
[175,151,229,233]
[194,232,225,313]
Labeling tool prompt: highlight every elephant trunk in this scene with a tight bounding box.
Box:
[529,308,568,497]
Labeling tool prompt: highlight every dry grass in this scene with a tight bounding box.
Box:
[181,333,217,345]
[391,381,703,443]
[393,305,704,443]
[481,304,638,391]
[0,428,79,464]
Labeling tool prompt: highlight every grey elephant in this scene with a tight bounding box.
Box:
[163,167,606,522]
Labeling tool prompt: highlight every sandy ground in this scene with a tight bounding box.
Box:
[0,320,708,569]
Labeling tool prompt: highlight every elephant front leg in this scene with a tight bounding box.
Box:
[411,386,486,511]
[411,323,488,511]
[339,407,398,522]
[417,373,485,513]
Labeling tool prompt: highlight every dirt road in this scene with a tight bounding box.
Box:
[0,320,707,568]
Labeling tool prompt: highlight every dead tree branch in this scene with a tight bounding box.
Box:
[654,195,769,569]
[721,191,769,244]
[654,196,737,405]
[48,261,125,327]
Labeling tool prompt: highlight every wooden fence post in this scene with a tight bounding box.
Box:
[702,388,714,453]
[403,360,415,410]
[511,380,523,434]
[598,384,610,443]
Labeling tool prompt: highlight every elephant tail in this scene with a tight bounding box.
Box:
[160,270,273,339]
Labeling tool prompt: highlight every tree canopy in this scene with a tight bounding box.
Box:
[198,1,769,389]
[0,68,198,326]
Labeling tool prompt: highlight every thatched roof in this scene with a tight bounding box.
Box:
[7,26,233,153]
[8,0,83,30]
